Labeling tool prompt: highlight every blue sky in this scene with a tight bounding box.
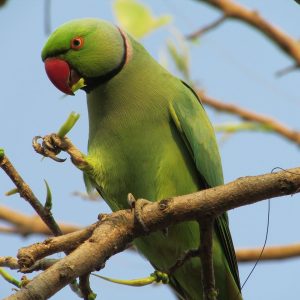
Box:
[1,0,300,299]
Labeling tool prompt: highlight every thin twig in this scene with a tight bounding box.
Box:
[0,205,80,236]
[186,15,227,39]
[0,153,88,296]
[0,257,19,269]
[79,274,96,300]
[168,249,199,275]
[196,0,300,68]
[44,0,51,35]
[17,223,98,269]
[198,218,217,300]
[198,91,300,145]
[0,154,62,236]
[23,258,59,273]
[276,63,299,77]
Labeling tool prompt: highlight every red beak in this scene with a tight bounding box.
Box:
[44,58,74,95]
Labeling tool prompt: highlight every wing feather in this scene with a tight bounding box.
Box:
[169,81,241,290]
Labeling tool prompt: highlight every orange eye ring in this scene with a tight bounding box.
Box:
[71,37,84,50]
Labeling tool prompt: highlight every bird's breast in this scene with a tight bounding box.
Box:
[87,118,200,211]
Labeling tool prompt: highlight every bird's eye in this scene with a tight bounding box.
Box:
[71,37,84,50]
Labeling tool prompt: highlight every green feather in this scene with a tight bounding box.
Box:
[42,18,242,300]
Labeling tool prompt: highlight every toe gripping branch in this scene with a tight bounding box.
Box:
[127,193,153,233]
[32,133,89,171]
[33,134,67,162]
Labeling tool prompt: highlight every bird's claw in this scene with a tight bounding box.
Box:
[127,193,151,232]
[32,134,66,163]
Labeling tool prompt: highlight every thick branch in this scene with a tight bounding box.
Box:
[17,223,98,269]
[2,204,300,262]
[7,167,300,299]
[2,202,300,263]
[0,205,80,236]
[198,91,300,145]
[195,0,300,66]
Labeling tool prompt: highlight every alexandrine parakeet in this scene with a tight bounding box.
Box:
[41,18,242,300]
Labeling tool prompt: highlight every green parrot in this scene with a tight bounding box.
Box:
[41,18,242,300]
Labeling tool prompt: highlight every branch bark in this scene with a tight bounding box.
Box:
[0,152,91,297]
[236,243,300,262]
[7,167,300,299]
[3,204,300,263]
[186,15,227,39]
[0,205,80,236]
[194,0,300,67]
[198,91,300,145]
[17,223,98,269]
[199,218,217,300]
[0,257,19,269]
[0,154,62,236]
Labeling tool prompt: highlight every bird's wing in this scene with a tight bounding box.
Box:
[169,81,241,290]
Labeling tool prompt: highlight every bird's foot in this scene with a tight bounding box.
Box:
[127,193,152,232]
[33,134,88,170]
[33,134,67,162]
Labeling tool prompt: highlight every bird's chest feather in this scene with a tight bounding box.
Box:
[85,72,199,211]
[87,117,199,212]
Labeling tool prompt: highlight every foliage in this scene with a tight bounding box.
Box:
[113,0,171,38]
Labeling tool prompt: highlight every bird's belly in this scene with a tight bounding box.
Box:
[88,124,200,211]
[87,128,233,299]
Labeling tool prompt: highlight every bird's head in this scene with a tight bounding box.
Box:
[42,18,128,95]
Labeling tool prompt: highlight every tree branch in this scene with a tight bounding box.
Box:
[0,205,80,236]
[236,243,300,262]
[0,257,19,270]
[199,218,217,300]
[0,154,62,236]
[186,15,227,39]
[7,167,300,299]
[3,203,299,263]
[0,152,91,296]
[197,91,300,145]
[17,223,98,269]
[194,0,300,67]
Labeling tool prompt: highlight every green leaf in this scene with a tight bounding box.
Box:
[113,0,171,38]
[71,78,86,94]
[167,38,190,82]
[214,122,272,134]
[44,180,52,210]
[57,112,80,138]
[0,148,4,160]
[88,292,97,300]
[5,188,18,196]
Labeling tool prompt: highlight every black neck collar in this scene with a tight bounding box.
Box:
[82,27,128,93]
